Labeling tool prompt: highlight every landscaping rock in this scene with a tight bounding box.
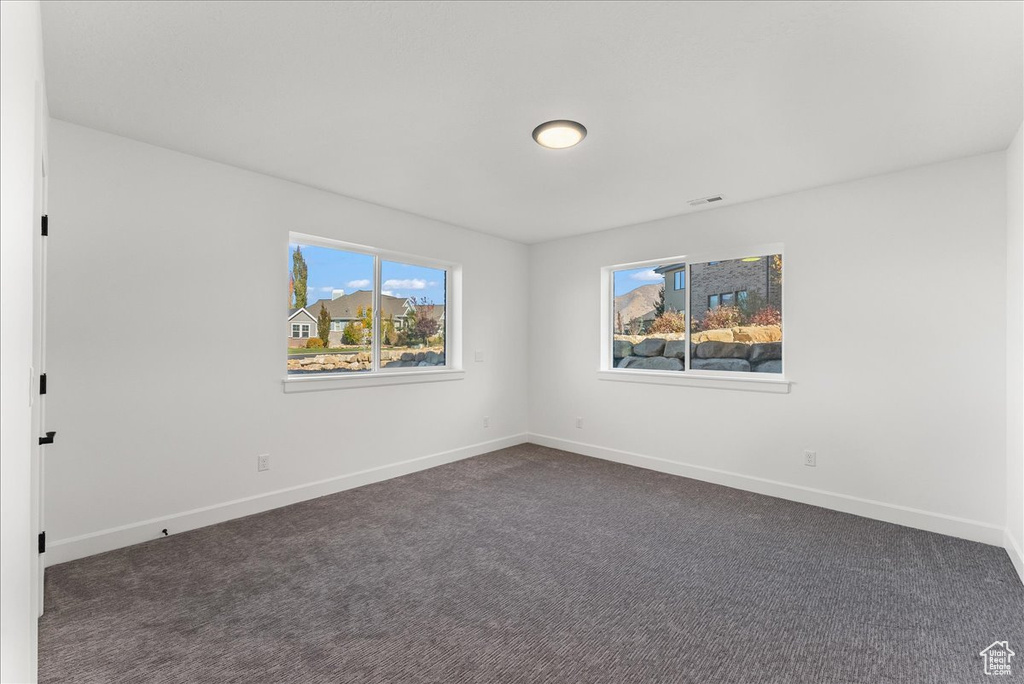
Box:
[748,342,782,364]
[663,340,688,359]
[695,341,750,359]
[692,328,733,343]
[617,356,640,368]
[415,352,427,362]
[752,359,782,373]
[401,352,415,362]
[629,356,684,371]
[632,338,666,357]
[425,351,440,364]
[732,325,782,343]
[613,339,633,359]
[691,358,751,372]
[418,361,430,366]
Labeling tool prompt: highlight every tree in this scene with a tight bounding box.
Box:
[317,303,331,348]
[654,285,666,318]
[291,246,308,309]
[407,298,439,344]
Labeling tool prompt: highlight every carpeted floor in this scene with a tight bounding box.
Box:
[40,444,1023,683]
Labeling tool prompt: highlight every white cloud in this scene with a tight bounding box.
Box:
[319,286,335,292]
[630,269,663,282]
[383,278,427,290]
[346,279,371,289]
[381,290,399,297]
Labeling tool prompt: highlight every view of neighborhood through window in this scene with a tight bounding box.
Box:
[380,260,446,368]
[612,252,783,374]
[286,238,449,375]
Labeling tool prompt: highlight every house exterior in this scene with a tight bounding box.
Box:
[654,256,780,323]
[289,290,445,347]
[287,307,317,347]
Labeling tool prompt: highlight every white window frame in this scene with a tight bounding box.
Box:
[599,243,789,394]
[284,232,463,392]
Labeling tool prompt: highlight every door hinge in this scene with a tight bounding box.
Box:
[41,214,48,237]
[38,531,45,554]
[39,373,47,395]
[39,431,55,446]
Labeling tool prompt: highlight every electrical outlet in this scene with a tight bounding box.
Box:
[803,450,817,467]
[576,417,583,429]
[258,454,270,472]
[483,416,490,428]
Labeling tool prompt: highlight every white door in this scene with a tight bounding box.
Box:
[32,147,49,616]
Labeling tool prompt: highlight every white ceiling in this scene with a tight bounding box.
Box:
[41,1,1023,244]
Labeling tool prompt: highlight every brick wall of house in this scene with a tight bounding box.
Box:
[689,257,773,322]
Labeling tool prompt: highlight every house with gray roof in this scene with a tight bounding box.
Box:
[289,290,445,347]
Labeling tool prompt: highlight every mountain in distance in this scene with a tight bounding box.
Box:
[614,283,661,326]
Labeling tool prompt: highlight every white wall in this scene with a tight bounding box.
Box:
[44,121,529,562]
[529,153,1009,544]
[1,1,46,681]
[1007,122,1023,580]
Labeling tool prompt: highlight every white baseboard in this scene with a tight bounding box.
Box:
[1006,530,1024,585]
[46,433,529,566]
[528,433,1006,547]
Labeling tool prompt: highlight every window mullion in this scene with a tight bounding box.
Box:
[373,255,381,372]
[684,263,691,372]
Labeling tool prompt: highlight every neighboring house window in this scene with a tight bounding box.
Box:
[287,234,453,378]
[674,271,685,290]
[607,249,783,375]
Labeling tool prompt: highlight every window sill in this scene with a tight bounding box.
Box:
[596,369,790,394]
[283,368,465,393]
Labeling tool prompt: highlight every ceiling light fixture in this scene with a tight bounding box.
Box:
[532,120,587,149]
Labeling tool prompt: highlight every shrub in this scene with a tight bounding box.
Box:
[749,306,781,327]
[341,321,363,345]
[649,310,687,334]
[701,305,742,331]
[305,337,324,349]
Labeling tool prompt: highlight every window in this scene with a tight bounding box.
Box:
[287,234,455,380]
[607,249,783,377]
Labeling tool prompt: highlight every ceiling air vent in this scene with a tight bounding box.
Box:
[688,195,723,207]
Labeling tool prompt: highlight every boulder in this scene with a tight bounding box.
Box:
[731,325,782,343]
[417,361,430,366]
[748,342,782,364]
[695,341,750,359]
[415,352,427,362]
[691,358,751,372]
[613,339,633,359]
[692,328,733,343]
[384,360,401,368]
[752,359,783,373]
[663,340,688,359]
[617,356,640,368]
[632,338,666,357]
[425,351,440,364]
[629,356,684,371]
[401,352,415,362]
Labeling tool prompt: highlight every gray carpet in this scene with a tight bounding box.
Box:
[40,444,1023,683]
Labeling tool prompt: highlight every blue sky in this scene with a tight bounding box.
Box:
[614,266,666,297]
[289,244,446,307]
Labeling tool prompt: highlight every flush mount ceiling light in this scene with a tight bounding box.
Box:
[532,120,587,149]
